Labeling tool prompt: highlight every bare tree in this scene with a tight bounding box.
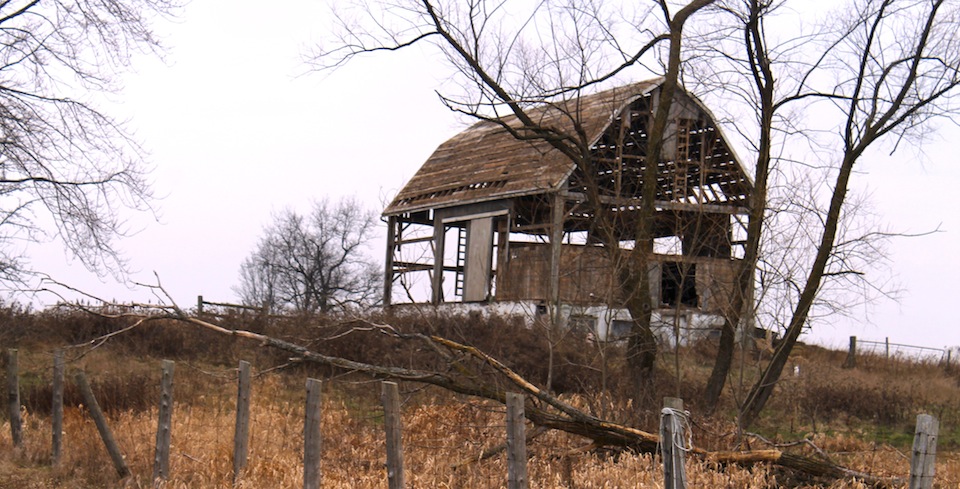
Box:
[235,198,382,314]
[0,0,179,284]
[687,0,960,428]
[739,0,960,429]
[316,0,717,388]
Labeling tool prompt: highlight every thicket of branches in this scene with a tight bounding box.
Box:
[0,0,180,284]
[233,198,382,314]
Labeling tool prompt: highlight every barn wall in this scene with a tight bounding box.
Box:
[496,242,739,314]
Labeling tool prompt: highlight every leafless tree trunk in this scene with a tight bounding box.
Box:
[738,0,960,429]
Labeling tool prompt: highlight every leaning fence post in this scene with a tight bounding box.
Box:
[909,414,938,489]
[843,336,857,368]
[382,381,404,489]
[506,392,528,489]
[153,360,175,485]
[6,348,21,448]
[303,378,322,489]
[52,350,65,465]
[661,397,688,489]
[233,360,251,486]
[75,371,131,478]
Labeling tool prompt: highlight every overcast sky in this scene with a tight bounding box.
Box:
[28,0,960,352]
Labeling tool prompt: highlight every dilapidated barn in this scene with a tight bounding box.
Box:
[382,79,753,341]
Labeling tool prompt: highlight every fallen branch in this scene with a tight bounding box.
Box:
[57,283,900,488]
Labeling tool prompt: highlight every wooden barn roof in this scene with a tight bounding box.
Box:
[383,79,749,216]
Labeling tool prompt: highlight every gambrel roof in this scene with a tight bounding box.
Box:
[384,79,752,216]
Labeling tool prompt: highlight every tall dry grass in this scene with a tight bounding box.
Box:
[2,308,960,487]
[2,362,959,488]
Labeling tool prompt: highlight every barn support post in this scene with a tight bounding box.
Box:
[431,215,446,305]
[496,216,511,296]
[384,215,397,307]
[910,414,938,489]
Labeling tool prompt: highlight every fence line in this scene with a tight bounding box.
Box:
[0,349,941,487]
[848,336,951,364]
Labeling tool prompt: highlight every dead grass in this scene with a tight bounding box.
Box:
[0,368,956,488]
[2,309,960,487]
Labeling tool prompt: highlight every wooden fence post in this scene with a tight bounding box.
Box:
[75,371,131,478]
[303,378,322,489]
[52,350,64,465]
[153,360,175,485]
[506,392,528,489]
[909,414,938,489]
[661,397,687,489]
[843,336,857,368]
[233,360,251,485]
[6,349,21,448]
[382,381,404,489]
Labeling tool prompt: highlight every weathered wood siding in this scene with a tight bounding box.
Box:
[497,242,738,314]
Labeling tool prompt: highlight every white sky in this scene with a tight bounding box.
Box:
[27,0,960,352]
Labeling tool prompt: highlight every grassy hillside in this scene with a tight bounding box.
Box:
[0,306,957,487]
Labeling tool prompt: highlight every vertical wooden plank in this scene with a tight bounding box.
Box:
[384,215,397,306]
[303,378,323,489]
[75,372,131,478]
[431,215,446,304]
[52,350,65,466]
[463,217,494,302]
[381,381,404,489]
[885,337,890,359]
[197,295,204,315]
[661,397,687,489]
[496,215,511,295]
[910,414,939,489]
[6,348,21,448]
[233,360,252,485]
[506,392,527,489]
[843,336,857,368]
[153,360,176,485]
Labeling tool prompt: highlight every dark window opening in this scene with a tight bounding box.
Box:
[610,319,633,340]
[661,262,697,307]
[568,315,598,337]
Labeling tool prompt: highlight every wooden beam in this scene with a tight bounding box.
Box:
[384,216,396,307]
[561,191,749,215]
[431,219,445,305]
[394,261,463,273]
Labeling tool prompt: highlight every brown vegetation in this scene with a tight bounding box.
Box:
[0,306,958,487]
